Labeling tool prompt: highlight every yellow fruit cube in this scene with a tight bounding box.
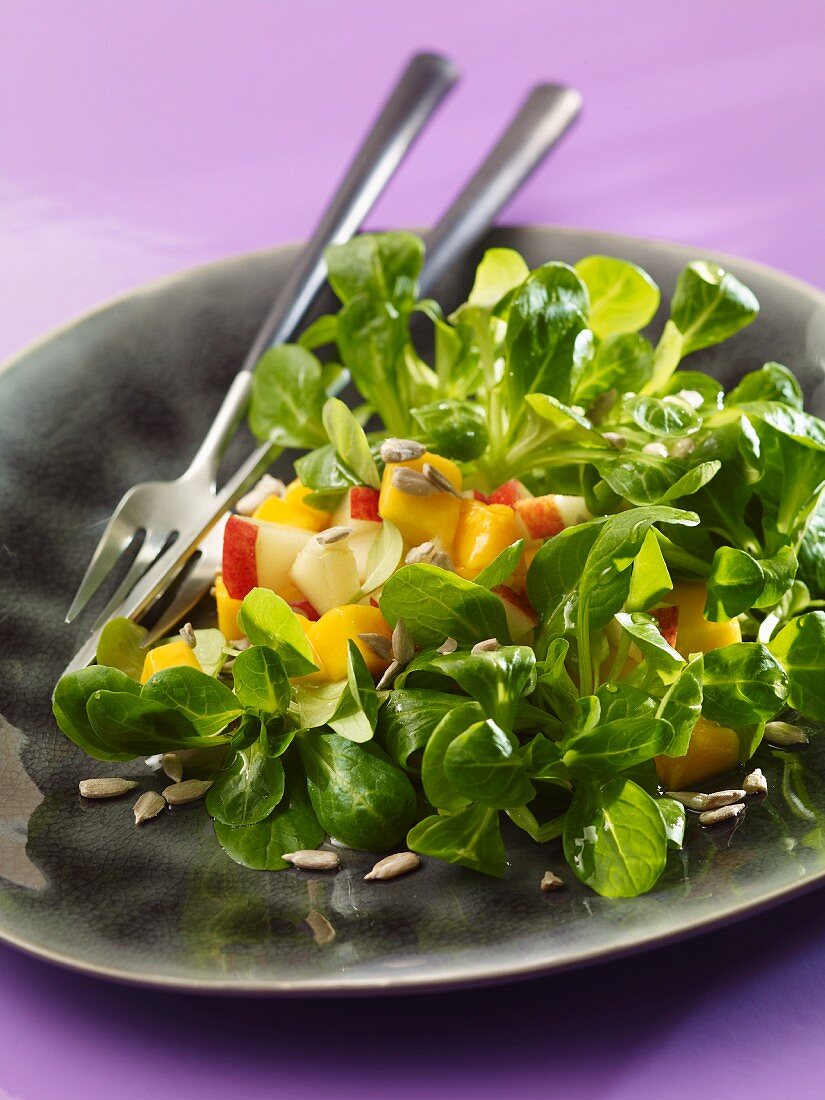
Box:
[308,604,392,682]
[140,639,202,684]
[252,481,331,532]
[655,716,740,789]
[378,451,462,550]
[215,574,244,641]
[453,500,521,579]
[664,581,742,658]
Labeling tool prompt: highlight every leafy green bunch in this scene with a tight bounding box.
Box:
[53,232,825,898]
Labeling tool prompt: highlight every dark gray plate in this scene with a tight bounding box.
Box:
[2,226,825,994]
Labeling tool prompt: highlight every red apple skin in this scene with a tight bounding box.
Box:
[292,600,320,621]
[651,605,680,648]
[223,515,259,599]
[514,495,565,539]
[349,487,382,523]
[493,584,538,626]
[473,489,491,503]
[489,479,528,507]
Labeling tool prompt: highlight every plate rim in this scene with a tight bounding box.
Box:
[3,222,825,995]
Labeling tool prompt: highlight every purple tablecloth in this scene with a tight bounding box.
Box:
[1,2,824,1095]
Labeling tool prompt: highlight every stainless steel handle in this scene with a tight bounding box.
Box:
[187,51,458,483]
[421,83,582,294]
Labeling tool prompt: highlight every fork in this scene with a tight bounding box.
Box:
[65,50,459,629]
[62,82,582,676]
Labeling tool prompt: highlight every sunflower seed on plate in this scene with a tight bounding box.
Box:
[765,720,808,746]
[79,778,140,799]
[471,638,501,654]
[376,660,401,691]
[304,908,336,946]
[282,850,340,871]
[133,790,166,825]
[699,803,746,827]
[405,540,436,564]
[669,437,696,459]
[540,870,565,892]
[602,431,627,450]
[437,637,458,655]
[666,789,746,811]
[163,779,212,805]
[315,525,353,545]
[392,467,438,497]
[392,618,415,665]
[423,463,462,497]
[236,474,285,515]
[162,752,183,784]
[364,851,421,881]
[179,621,197,648]
[358,632,393,662]
[380,438,426,463]
[744,768,768,796]
[642,441,670,458]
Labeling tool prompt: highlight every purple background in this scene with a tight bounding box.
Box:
[1,1,824,1095]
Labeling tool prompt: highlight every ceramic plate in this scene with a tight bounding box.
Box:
[2,226,825,994]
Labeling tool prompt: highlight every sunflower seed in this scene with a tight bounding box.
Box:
[666,789,746,811]
[392,618,415,665]
[471,638,500,654]
[423,463,462,497]
[179,621,197,648]
[304,908,336,946]
[163,779,212,805]
[376,660,401,691]
[765,720,808,746]
[602,431,627,450]
[133,790,166,825]
[392,467,438,497]
[315,525,353,545]
[364,851,421,881]
[437,637,458,655]
[380,438,426,463]
[358,632,393,662]
[540,870,565,892]
[699,803,746,827]
[162,752,183,784]
[430,550,456,572]
[642,441,669,458]
[79,778,139,799]
[669,437,696,459]
[282,850,340,871]
[744,768,768,796]
[235,474,286,515]
[405,540,436,564]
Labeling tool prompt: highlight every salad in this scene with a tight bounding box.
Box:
[53,233,825,899]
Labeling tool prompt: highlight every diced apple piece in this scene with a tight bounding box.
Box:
[661,581,742,658]
[289,533,362,615]
[332,485,382,527]
[488,479,531,507]
[454,500,522,580]
[514,493,591,540]
[309,604,393,681]
[378,451,462,549]
[349,527,381,583]
[655,716,740,788]
[494,584,538,642]
[222,514,313,600]
[650,605,679,649]
[140,639,202,684]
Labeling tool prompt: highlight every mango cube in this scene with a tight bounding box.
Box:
[253,479,330,531]
[214,574,244,641]
[454,500,521,579]
[664,581,742,658]
[378,451,462,549]
[308,604,392,681]
[655,716,740,789]
[140,639,202,684]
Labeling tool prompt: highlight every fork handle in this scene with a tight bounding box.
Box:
[185,52,458,484]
